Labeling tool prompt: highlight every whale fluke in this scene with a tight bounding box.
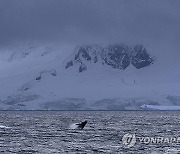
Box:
[76,120,87,129]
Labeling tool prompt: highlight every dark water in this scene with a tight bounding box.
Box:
[0,111,180,154]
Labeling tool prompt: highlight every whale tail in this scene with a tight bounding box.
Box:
[76,120,87,129]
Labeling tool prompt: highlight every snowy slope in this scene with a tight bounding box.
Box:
[0,43,180,110]
[141,104,180,110]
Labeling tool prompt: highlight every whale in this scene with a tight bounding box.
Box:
[76,120,87,129]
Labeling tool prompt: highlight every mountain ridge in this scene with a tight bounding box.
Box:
[0,43,179,110]
[65,44,155,73]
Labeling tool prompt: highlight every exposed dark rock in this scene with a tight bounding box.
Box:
[94,56,98,63]
[65,44,155,72]
[131,44,154,69]
[24,88,30,91]
[36,69,57,80]
[80,49,91,61]
[19,82,31,91]
[75,47,91,61]
[65,61,73,68]
[50,69,57,76]
[36,76,41,80]
[79,64,87,73]
[103,45,131,69]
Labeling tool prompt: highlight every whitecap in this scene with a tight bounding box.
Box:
[0,125,11,129]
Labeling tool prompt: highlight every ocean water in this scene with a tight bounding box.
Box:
[0,111,180,154]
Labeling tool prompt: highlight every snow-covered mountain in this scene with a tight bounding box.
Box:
[64,44,154,73]
[0,43,179,110]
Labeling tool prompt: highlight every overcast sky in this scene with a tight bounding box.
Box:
[0,0,180,52]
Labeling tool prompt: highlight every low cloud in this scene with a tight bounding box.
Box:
[0,0,179,53]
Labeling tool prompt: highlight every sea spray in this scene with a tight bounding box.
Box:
[69,123,78,129]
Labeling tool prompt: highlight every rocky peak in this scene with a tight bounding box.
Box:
[65,44,155,72]
[102,44,131,69]
[131,44,154,69]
